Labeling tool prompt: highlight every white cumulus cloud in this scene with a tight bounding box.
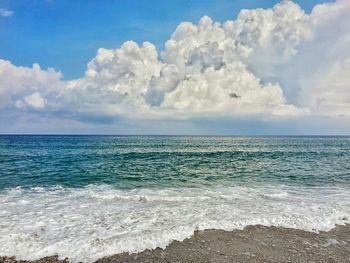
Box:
[0,60,63,111]
[0,0,349,129]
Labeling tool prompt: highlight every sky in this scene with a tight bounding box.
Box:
[0,0,350,135]
[0,0,334,79]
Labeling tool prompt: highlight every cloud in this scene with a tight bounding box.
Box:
[292,0,350,117]
[0,0,349,132]
[0,8,13,17]
[0,60,63,111]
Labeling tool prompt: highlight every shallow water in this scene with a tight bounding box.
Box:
[0,136,349,262]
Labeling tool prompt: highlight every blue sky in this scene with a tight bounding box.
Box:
[1,0,349,135]
[0,0,333,79]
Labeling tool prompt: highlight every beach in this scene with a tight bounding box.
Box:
[1,224,349,263]
[1,136,350,262]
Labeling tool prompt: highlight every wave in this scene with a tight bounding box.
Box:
[0,184,349,262]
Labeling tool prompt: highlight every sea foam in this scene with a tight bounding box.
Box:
[0,184,349,262]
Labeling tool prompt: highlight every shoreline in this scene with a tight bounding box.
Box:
[1,224,349,263]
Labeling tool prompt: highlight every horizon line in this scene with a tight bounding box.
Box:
[0,134,349,137]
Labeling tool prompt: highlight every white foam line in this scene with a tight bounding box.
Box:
[0,185,349,262]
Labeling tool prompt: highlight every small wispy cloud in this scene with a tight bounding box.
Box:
[0,8,14,17]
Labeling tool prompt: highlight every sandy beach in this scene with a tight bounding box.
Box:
[1,224,349,263]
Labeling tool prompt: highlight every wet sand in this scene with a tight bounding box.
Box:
[1,224,349,263]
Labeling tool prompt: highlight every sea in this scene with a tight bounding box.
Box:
[0,135,349,262]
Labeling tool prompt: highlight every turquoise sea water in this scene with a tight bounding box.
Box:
[1,135,349,189]
[0,136,350,262]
